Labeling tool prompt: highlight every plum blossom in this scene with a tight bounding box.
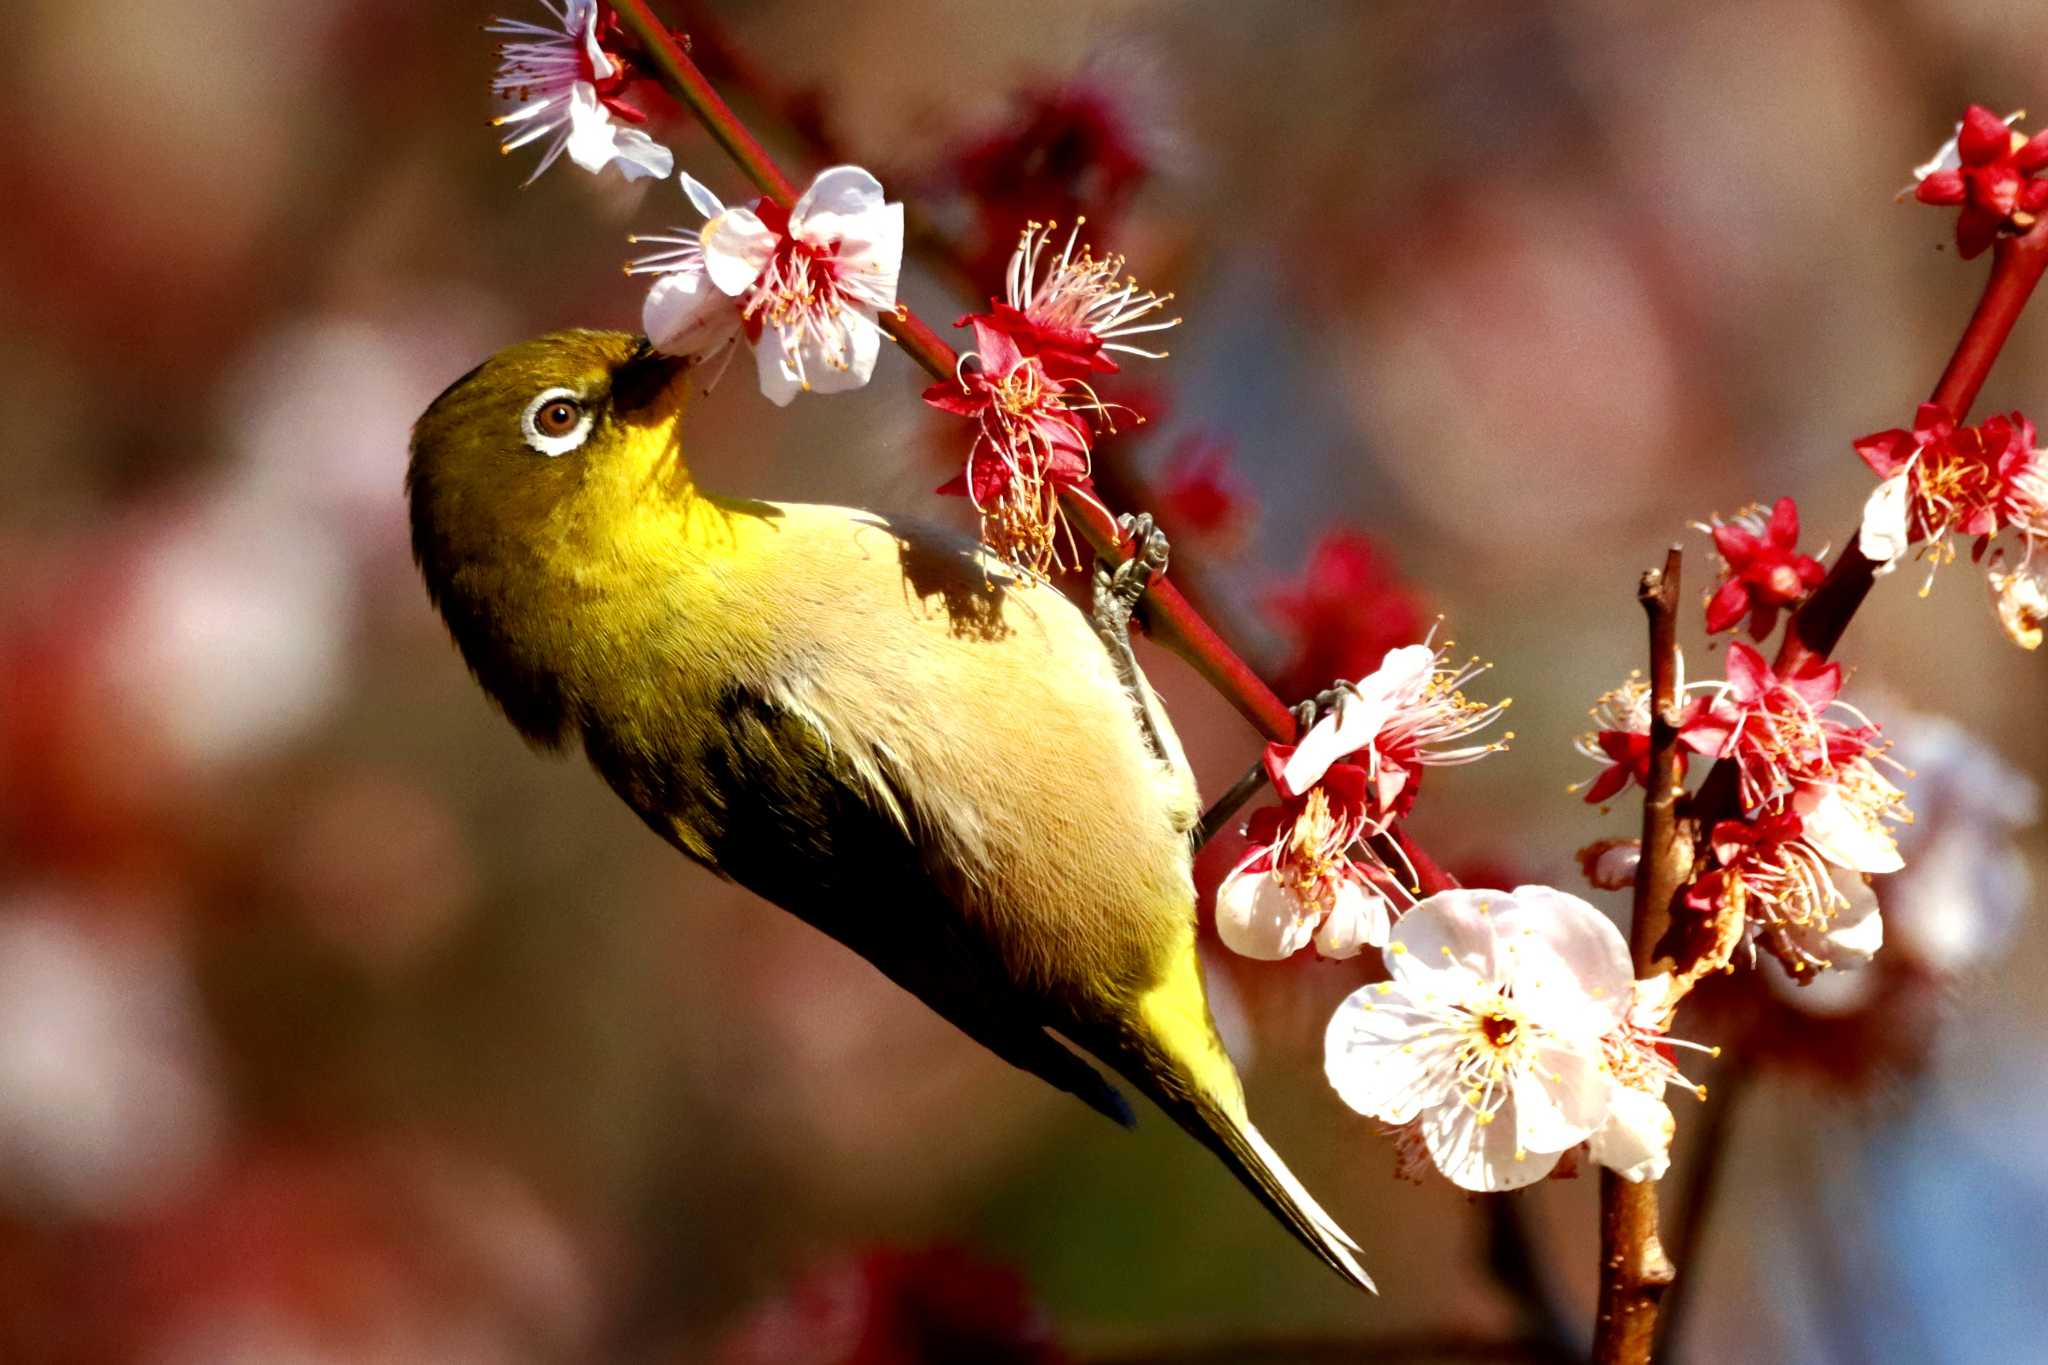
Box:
[1678,642,1871,813]
[489,1,674,185]
[1215,768,1396,961]
[1323,886,1628,1191]
[1589,974,1710,1184]
[923,316,1111,575]
[1907,105,2048,259]
[1215,643,1508,962]
[1278,642,1512,819]
[632,167,904,406]
[1880,712,2039,973]
[1854,404,2038,589]
[1688,814,1887,978]
[1990,568,2048,649]
[988,220,1180,375]
[1697,498,1827,639]
[1572,661,1688,806]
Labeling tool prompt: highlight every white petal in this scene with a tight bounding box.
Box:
[829,202,905,313]
[1217,864,1316,961]
[1801,788,1905,874]
[1324,988,1451,1126]
[608,125,674,182]
[642,270,742,360]
[1421,1097,1559,1193]
[789,165,887,239]
[562,84,621,174]
[753,332,804,408]
[571,0,614,81]
[1494,885,1635,1031]
[1511,1040,1612,1153]
[1279,643,1436,793]
[798,310,883,396]
[700,207,778,296]
[1383,890,1507,992]
[1859,473,1911,569]
[1824,868,1885,965]
[1587,1085,1673,1183]
[680,171,726,220]
[1313,878,1392,959]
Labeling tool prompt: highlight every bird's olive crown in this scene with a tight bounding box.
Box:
[406,328,687,747]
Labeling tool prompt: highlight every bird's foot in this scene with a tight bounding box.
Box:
[1093,513,1174,765]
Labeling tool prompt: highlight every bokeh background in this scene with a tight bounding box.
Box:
[4,1,2047,1361]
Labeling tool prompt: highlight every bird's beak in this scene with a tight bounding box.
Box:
[611,339,691,415]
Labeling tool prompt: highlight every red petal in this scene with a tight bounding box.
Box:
[1712,523,1761,564]
[1767,496,1800,547]
[1704,579,1750,634]
[2018,131,2048,173]
[1959,105,2012,165]
[2024,180,2048,212]
[1724,640,1770,701]
[1853,428,1916,478]
[922,382,984,416]
[1915,169,1968,206]
[1797,555,1828,587]
[1978,164,2023,215]
[1583,764,1630,805]
[1747,603,1779,641]
[1913,402,1955,439]
[1957,206,2002,259]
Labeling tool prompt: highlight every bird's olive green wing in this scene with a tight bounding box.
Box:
[587,684,1137,1129]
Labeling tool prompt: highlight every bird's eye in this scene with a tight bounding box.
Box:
[521,387,594,457]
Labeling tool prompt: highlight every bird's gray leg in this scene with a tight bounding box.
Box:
[1093,513,1175,765]
[1190,695,1345,852]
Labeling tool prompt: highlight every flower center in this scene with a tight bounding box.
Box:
[1478,1007,1519,1049]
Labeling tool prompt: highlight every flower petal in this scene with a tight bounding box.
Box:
[1494,885,1634,1032]
[1858,473,1911,569]
[680,171,727,220]
[1587,1085,1674,1183]
[1216,862,1316,960]
[1420,1096,1559,1193]
[1324,986,1449,1126]
[1314,877,1392,959]
[700,207,778,295]
[643,268,742,359]
[789,165,888,237]
[1801,787,1904,874]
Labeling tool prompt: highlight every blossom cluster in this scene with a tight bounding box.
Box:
[1852,401,2048,647]
[489,0,675,185]
[1215,642,1509,962]
[1905,105,2048,259]
[1324,887,1707,1190]
[922,222,1181,574]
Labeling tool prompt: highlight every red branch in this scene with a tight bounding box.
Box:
[610,0,1459,890]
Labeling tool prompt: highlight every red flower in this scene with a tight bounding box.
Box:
[1156,436,1251,549]
[1913,105,2048,259]
[1266,532,1427,702]
[1678,642,1875,811]
[1701,497,1827,639]
[1853,403,2039,570]
[923,318,1104,573]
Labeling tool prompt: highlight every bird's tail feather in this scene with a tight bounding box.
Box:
[1169,1090,1376,1293]
[1103,944,1375,1293]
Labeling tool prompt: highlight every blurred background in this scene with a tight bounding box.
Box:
[4,0,2047,1360]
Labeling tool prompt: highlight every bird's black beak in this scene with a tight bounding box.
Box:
[611,338,691,414]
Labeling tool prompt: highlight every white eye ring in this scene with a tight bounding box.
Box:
[521,387,595,457]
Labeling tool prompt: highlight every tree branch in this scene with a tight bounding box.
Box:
[1590,547,1685,1365]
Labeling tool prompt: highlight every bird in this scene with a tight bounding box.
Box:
[406,328,1371,1290]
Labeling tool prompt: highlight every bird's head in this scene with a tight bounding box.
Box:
[406,328,695,744]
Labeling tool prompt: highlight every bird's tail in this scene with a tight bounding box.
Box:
[1101,943,1375,1293]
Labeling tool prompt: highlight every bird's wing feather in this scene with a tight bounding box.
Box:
[592,682,1136,1128]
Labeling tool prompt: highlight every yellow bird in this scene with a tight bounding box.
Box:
[407,329,1370,1290]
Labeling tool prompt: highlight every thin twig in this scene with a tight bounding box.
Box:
[1080,1331,1568,1365]
[1591,547,1685,1365]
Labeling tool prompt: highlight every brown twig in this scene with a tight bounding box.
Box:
[1590,548,1686,1365]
